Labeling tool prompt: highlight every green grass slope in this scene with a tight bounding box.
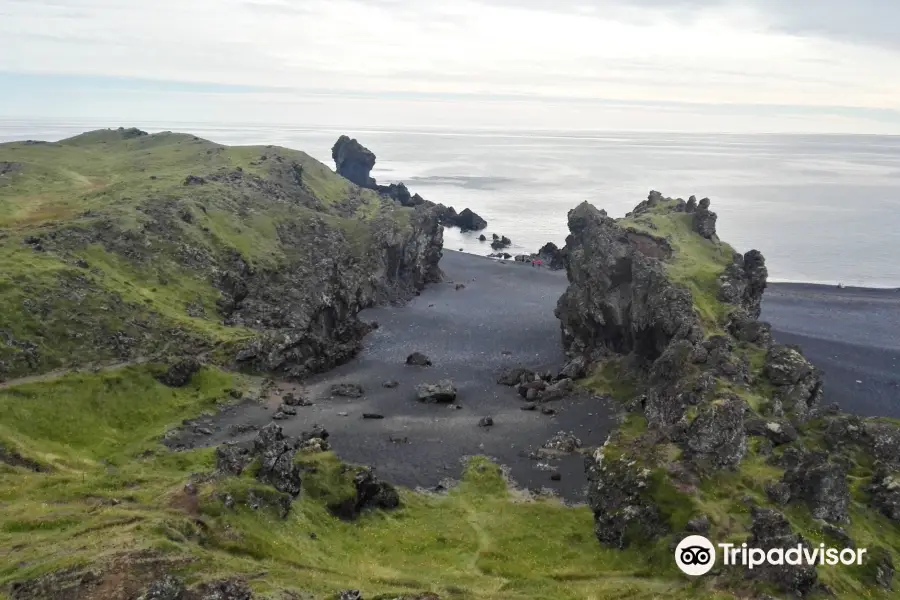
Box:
[0,365,730,600]
[0,128,404,380]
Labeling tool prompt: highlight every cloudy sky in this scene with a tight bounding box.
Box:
[2,0,899,132]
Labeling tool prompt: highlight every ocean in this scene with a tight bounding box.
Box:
[2,120,899,288]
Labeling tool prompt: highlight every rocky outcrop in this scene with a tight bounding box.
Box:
[327,467,401,520]
[156,357,201,387]
[416,380,457,403]
[253,423,302,496]
[866,466,900,521]
[515,242,566,270]
[780,451,850,523]
[718,250,768,319]
[692,197,717,240]
[763,345,823,421]
[332,135,376,188]
[555,201,700,362]
[585,445,670,548]
[536,242,566,270]
[330,136,487,231]
[745,508,819,597]
[139,576,254,600]
[490,234,511,250]
[681,396,747,470]
[448,208,487,232]
[232,207,443,379]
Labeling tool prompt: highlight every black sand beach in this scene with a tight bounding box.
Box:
[762,283,900,419]
[173,251,900,500]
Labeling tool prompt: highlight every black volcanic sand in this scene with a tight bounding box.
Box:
[173,251,618,502]
[172,251,900,500]
[761,283,900,418]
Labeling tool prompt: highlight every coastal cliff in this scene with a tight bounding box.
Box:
[0,128,443,381]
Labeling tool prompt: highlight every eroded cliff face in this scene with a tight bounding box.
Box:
[555,201,701,362]
[231,206,444,378]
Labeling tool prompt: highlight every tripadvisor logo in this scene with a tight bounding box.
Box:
[675,535,868,577]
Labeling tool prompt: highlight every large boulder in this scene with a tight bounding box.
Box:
[555,202,700,362]
[781,451,850,523]
[866,466,900,522]
[764,345,823,421]
[332,135,376,188]
[451,208,487,232]
[416,380,457,403]
[863,421,900,467]
[253,423,302,496]
[327,467,401,520]
[681,396,747,470]
[156,357,201,387]
[536,242,566,270]
[584,446,670,548]
[215,442,252,476]
[745,508,819,597]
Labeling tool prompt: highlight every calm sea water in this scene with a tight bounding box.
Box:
[3,120,899,287]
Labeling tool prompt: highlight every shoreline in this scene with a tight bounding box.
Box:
[169,250,900,499]
[457,251,900,293]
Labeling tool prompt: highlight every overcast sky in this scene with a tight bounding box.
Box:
[2,0,900,133]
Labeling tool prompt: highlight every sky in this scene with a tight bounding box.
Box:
[1,0,900,133]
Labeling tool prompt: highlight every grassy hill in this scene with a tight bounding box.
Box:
[0,127,414,381]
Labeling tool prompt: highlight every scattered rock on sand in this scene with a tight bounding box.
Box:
[363,413,385,420]
[542,431,583,453]
[331,383,364,398]
[559,356,588,380]
[416,380,457,403]
[490,235,512,250]
[534,378,574,403]
[382,380,400,388]
[406,352,433,366]
[478,416,494,428]
[282,392,311,406]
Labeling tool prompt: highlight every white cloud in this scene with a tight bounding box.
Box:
[2,0,900,132]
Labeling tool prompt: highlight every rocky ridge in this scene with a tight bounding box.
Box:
[557,192,898,596]
[331,135,488,232]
